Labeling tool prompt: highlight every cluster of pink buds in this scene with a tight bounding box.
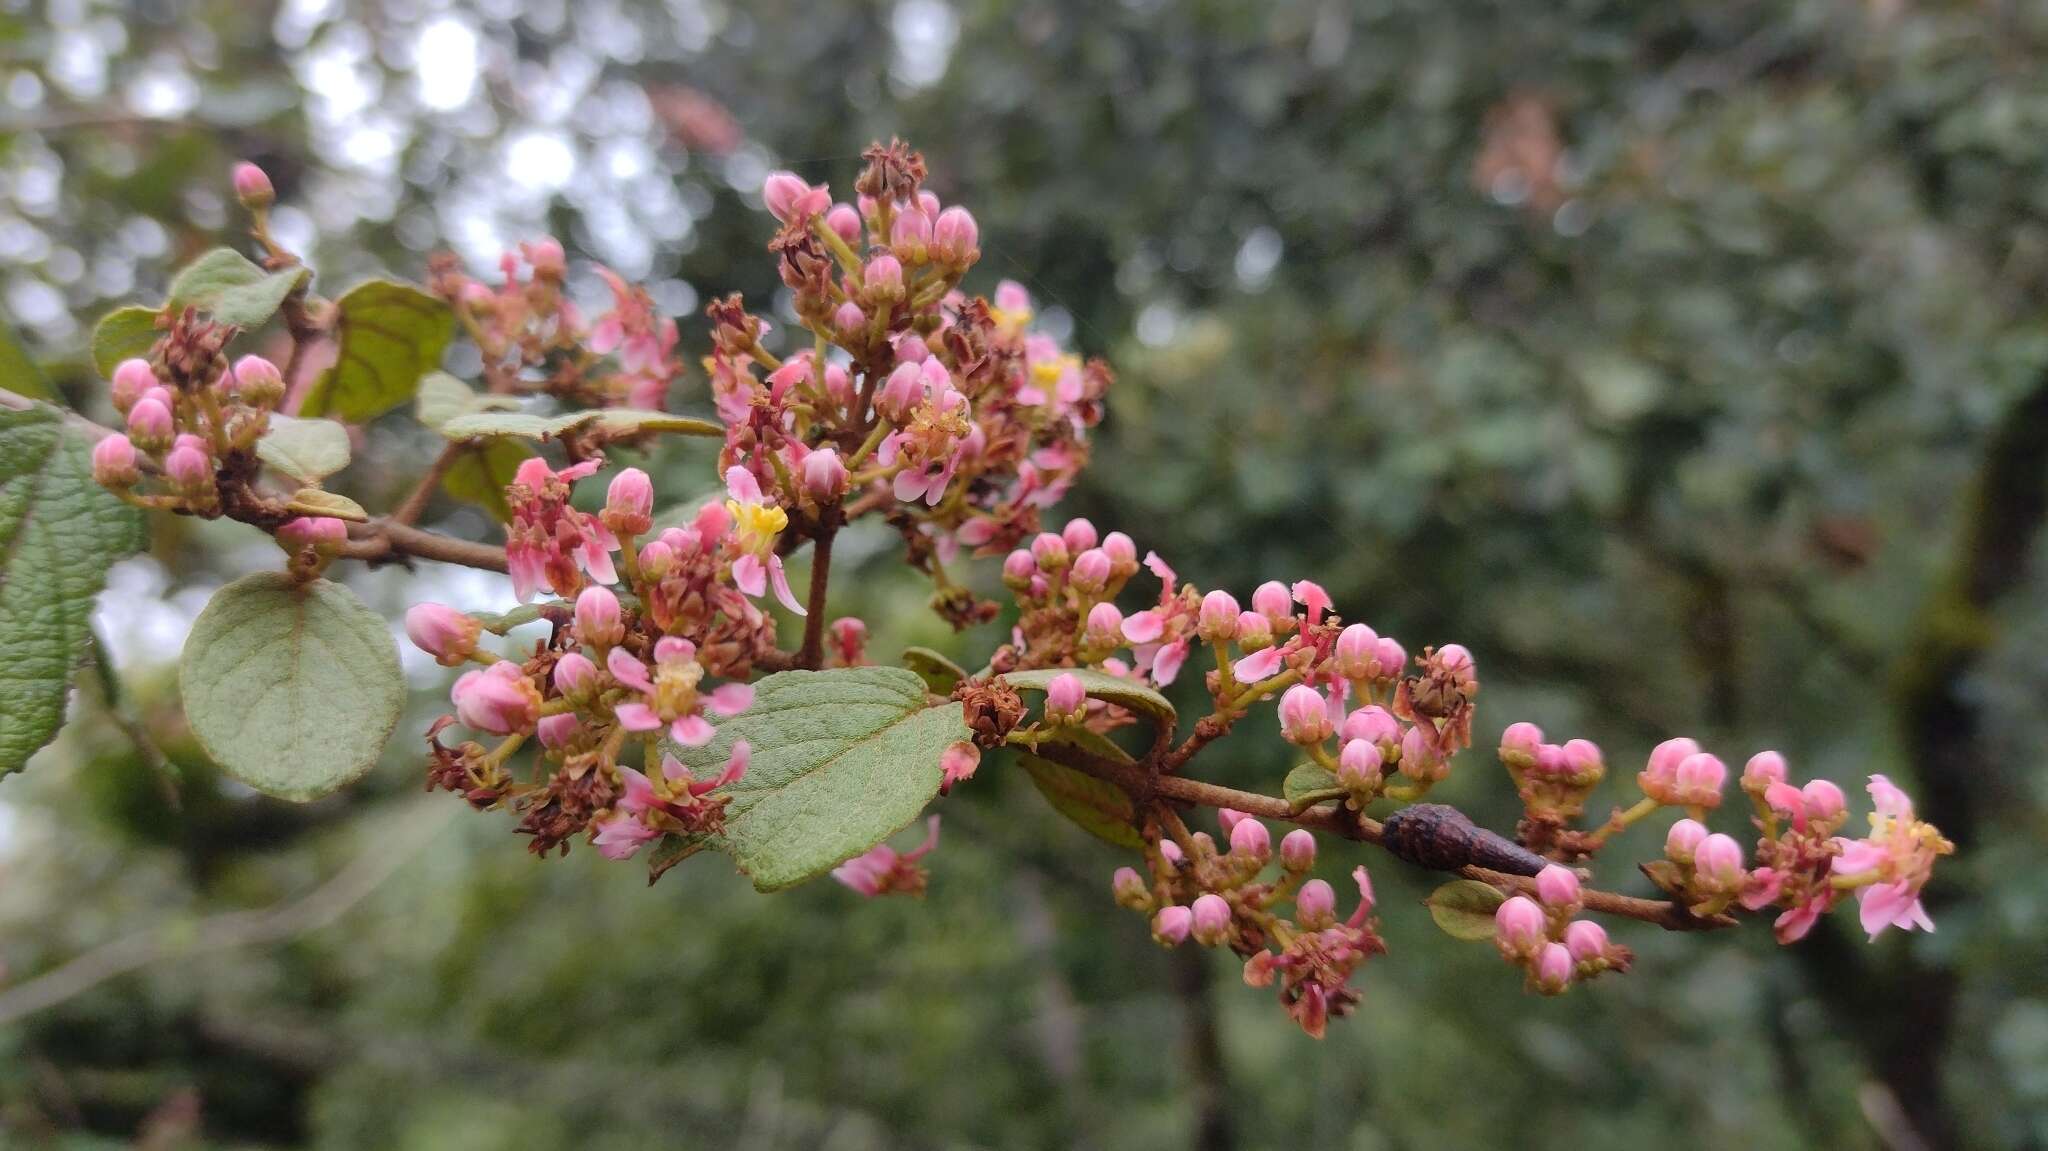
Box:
[426,239,681,409]
[1112,807,1382,1037]
[695,139,1108,629]
[412,463,798,859]
[93,343,282,513]
[1492,865,1632,995]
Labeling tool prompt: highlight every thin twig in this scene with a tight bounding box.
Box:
[796,524,836,667]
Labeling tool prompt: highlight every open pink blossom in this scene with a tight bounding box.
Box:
[608,637,753,746]
[1830,774,1950,940]
[833,816,941,897]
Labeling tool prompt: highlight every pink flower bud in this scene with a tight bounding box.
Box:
[864,254,904,293]
[1564,919,1609,963]
[1060,517,1099,553]
[1027,532,1068,571]
[536,713,581,750]
[452,661,541,734]
[1278,684,1333,746]
[637,539,676,580]
[1436,642,1475,681]
[1694,833,1745,887]
[1337,738,1383,790]
[1280,828,1317,871]
[1217,808,1248,835]
[833,301,867,336]
[1196,590,1241,641]
[277,515,346,551]
[762,170,814,222]
[801,448,847,501]
[553,651,598,697]
[231,354,285,406]
[1372,637,1406,678]
[1332,623,1380,679]
[1674,752,1727,807]
[1045,672,1086,720]
[1112,866,1149,908]
[126,396,174,451]
[231,161,274,208]
[941,741,981,788]
[1342,705,1400,747]
[1158,839,1184,866]
[1641,736,1701,795]
[110,359,157,414]
[572,585,624,648]
[1535,864,1581,909]
[1494,895,1547,956]
[1229,817,1271,861]
[1535,942,1575,994]
[1742,750,1788,790]
[1190,893,1231,946]
[163,439,212,489]
[1801,778,1846,820]
[1070,547,1112,592]
[1296,878,1338,927]
[1664,817,1708,861]
[1398,725,1446,783]
[1001,549,1037,589]
[597,467,654,537]
[1153,905,1192,946]
[825,202,861,243]
[1499,721,1545,763]
[877,361,924,421]
[91,433,139,487]
[1251,580,1292,624]
[891,208,932,249]
[1085,601,1124,640]
[523,237,566,277]
[1561,738,1604,777]
[404,603,480,667]
[1100,531,1138,570]
[933,206,979,262]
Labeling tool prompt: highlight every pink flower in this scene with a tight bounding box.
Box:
[1534,942,1574,995]
[405,603,481,666]
[1694,833,1746,888]
[801,447,847,500]
[451,662,541,735]
[1121,610,1165,644]
[1664,817,1708,861]
[1494,896,1546,958]
[1498,721,1545,763]
[1190,893,1232,946]
[1251,580,1292,625]
[1291,579,1332,624]
[1830,774,1950,940]
[1638,736,1702,803]
[1564,920,1609,964]
[1296,879,1337,928]
[277,516,347,552]
[553,652,599,697]
[603,467,654,536]
[1742,750,1788,791]
[595,743,751,860]
[1197,591,1241,641]
[864,254,903,292]
[933,206,978,263]
[1337,739,1382,790]
[110,359,157,414]
[723,467,806,616]
[1672,752,1727,807]
[1045,672,1087,721]
[573,585,625,649]
[230,354,284,405]
[608,637,753,746]
[1084,602,1125,643]
[1232,644,1287,683]
[833,815,941,897]
[1069,548,1112,592]
[1342,705,1401,747]
[125,395,173,450]
[231,160,274,207]
[1153,905,1193,945]
[1229,818,1271,861]
[506,456,617,601]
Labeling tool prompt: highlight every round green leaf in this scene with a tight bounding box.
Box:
[284,488,368,522]
[302,281,454,421]
[441,439,535,522]
[415,371,519,432]
[1017,727,1143,849]
[1283,762,1346,811]
[998,667,1175,727]
[901,646,968,695]
[166,247,310,329]
[666,666,969,891]
[90,306,161,377]
[1426,879,1510,942]
[254,414,352,484]
[179,572,403,801]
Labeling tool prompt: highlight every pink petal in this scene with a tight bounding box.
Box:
[707,683,754,716]
[1143,550,1176,587]
[732,554,767,597]
[1233,647,1286,683]
[670,714,716,747]
[1122,611,1166,644]
[725,465,763,504]
[614,702,662,732]
[1150,639,1189,686]
[607,647,654,693]
[769,554,808,616]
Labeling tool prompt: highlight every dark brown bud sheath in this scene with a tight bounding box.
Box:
[1379,803,1551,876]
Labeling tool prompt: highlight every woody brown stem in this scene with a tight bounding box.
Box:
[797,523,836,668]
[1026,739,1725,933]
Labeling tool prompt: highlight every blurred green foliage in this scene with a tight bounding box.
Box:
[3,0,2048,1148]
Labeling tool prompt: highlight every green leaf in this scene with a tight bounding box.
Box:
[1426,879,1509,942]
[283,488,368,522]
[415,371,519,432]
[254,414,352,484]
[1283,762,1345,811]
[1017,728,1143,848]
[666,666,969,892]
[90,306,161,377]
[178,572,403,801]
[302,281,453,421]
[901,646,968,696]
[166,247,310,329]
[998,667,1175,728]
[0,407,148,776]
[0,317,54,400]
[441,438,534,522]
[437,407,723,442]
